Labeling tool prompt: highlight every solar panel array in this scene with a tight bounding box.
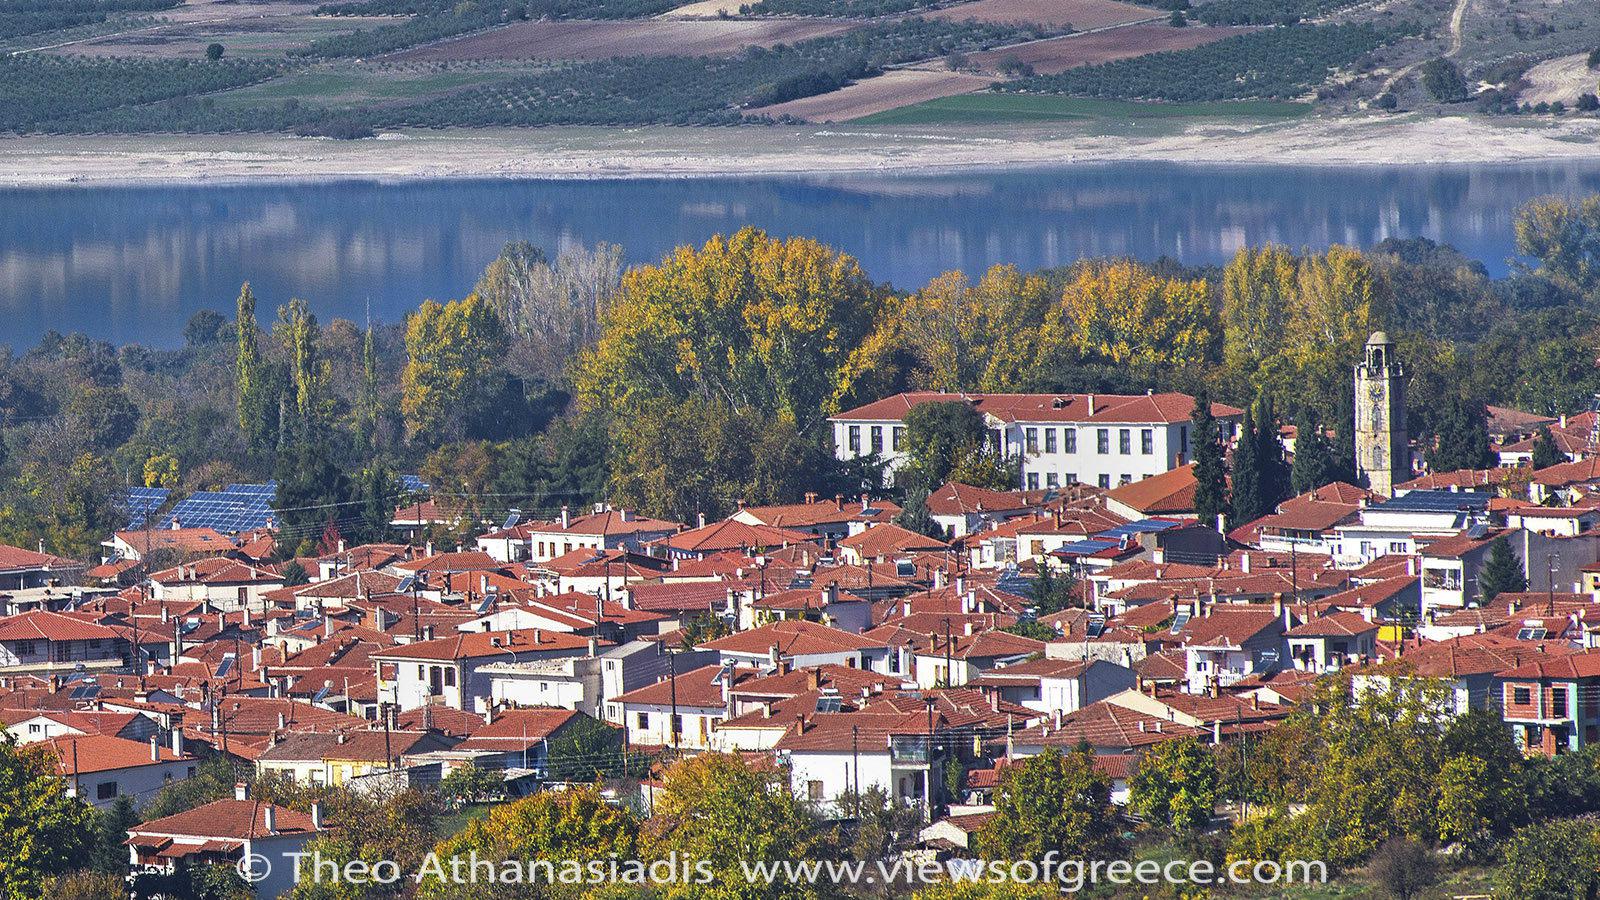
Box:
[119,486,171,529]
[1379,489,1490,512]
[400,474,428,493]
[165,482,277,534]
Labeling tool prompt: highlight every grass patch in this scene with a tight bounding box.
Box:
[852,92,1312,123]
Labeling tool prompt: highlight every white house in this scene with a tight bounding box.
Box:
[127,786,325,899]
[46,734,195,809]
[371,629,603,712]
[829,392,1241,491]
[611,663,731,750]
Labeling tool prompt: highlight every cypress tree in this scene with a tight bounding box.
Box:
[1231,406,1262,524]
[1255,394,1291,511]
[1428,395,1494,472]
[1531,425,1565,470]
[1191,391,1230,530]
[1478,536,1527,603]
[1291,419,1338,495]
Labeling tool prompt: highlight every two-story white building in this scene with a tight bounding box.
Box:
[1331,489,1493,567]
[829,392,1242,491]
[371,629,604,712]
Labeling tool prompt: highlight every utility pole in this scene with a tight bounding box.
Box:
[668,648,679,755]
[851,725,860,801]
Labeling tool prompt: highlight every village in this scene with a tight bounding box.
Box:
[3,326,1600,896]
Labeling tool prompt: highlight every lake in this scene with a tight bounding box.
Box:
[4,161,1600,349]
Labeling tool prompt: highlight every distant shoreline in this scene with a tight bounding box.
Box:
[2,115,1598,186]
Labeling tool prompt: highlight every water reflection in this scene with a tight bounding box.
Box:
[4,161,1600,349]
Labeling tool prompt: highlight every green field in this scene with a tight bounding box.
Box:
[853,92,1314,124]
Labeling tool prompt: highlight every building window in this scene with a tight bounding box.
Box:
[848,426,861,453]
[892,427,904,452]
[870,426,884,454]
[1098,474,1111,489]
[1096,429,1110,454]
[1120,474,1133,485]
[635,712,648,730]
[671,715,683,736]
[1046,473,1059,488]
[1554,687,1570,718]
[15,641,33,657]
[1025,428,1039,454]
[1180,425,1189,452]
[1140,429,1153,455]
[444,668,456,687]
[1513,687,1532,705]
[96,782,118,800]
[1066,473,1077,484]
[1044,429,1057,454]
[1119,429,1131,455]
[1065,429,1077,454]
[1027,473,1040,491]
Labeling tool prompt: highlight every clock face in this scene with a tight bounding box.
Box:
[1368,383,1385,401]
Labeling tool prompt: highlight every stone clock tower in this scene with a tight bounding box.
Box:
[1354,331,1408,497]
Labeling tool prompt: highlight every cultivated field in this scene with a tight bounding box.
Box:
[754,68,993,120]
[57,14,394,58]
[961,23,1254,74]
[658,0,745,17]
[926,0,1153,31]
[391,19,858,61]
[1520,52,1600,105]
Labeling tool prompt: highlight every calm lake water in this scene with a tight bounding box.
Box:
[5,161,1600,349]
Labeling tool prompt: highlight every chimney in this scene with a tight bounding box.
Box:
[485,703,496,725]
[955,575,966,596]
[1051,709,1061,729]
[1212,720,1222,743]
[336,732,347,745]
[1087,394,1096,416]
[769,644,781,670]
[337,539,346,553]
[172,729,183,756]
[587,635,599,658]
[1209,680,1220,699]
[234,782,250,801]
[561,505,571,529]
[277,713,287,729]
[311,801,325,830]
[1241,553,1251,574]
[697,512,706,529]
[150,735,161,761]
[964,621,974,636]
[262,805,277,835]
[425,541,434,556]
[1216,513,1227,534]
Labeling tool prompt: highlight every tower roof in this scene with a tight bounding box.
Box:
[1367,331,1391,345]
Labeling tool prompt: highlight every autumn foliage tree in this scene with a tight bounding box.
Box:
[1051,260,1215,369]
[974,747,1120,863]
[401,293,510,441]
[0,738,95,899]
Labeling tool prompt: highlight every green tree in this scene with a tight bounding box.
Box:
[1129,736,1219,835]
[89,795,140,874]
[1478,535,1527,602]
[401,293,510,441]
[348,465,398,546]
[1494,818,1600,900]
[288,789,441,900]
[205,42,224,60]
[1030,564,1078,615]
[1231,405,1262,524]
[235,283,276,450]
[1221,245,1296,378]
[277,298,327,429]
[544,715,626,782]
[419,786,636,900]
[900,400,988,489]
[1419,57,1469,102]
[1514,194,1600,292]
[280,559,309,586]
[1290,419,1340,494]
[0,738,96,899]
[648,753,823,900]
[1531,425,1565,469]
[1427,394,1493,472]
[184,308,228,347]
[1191,391,1229,530]
[973,747,1120,862]
[354,323,381,452]
[437,762,501,806]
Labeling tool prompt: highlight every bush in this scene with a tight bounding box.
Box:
[1589,47,1600,70]
[1579,93,1600,112]
[1365,838,1438,900]
[1169,9,1186,25]
[1495,819,1600,900]
[1375,91,1398,109]
[205,42,223,59]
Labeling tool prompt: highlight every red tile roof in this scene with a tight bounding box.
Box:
[832,392,1240,426]
[131,798,318,840]
[1104,465,1198,515]
[372,629,600,662]
[42,733,188,774]
[699,619,888,656]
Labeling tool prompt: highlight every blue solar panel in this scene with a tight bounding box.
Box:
[400,474,428,493]
[1379,490,1490,512]
[164,482,276,533]
[119,486,171,529]
[1053,539,1119,556]
[1097,519,1178,538]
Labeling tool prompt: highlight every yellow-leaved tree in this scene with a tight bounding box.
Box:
[400,293,509,441]
[1221,244,1297,377]
[574,227,882,434]
[882,264,1054,392]
[1051,260,1215,368]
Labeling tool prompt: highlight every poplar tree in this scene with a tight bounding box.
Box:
[1231,405,1262,524]
[234,283,271,449]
